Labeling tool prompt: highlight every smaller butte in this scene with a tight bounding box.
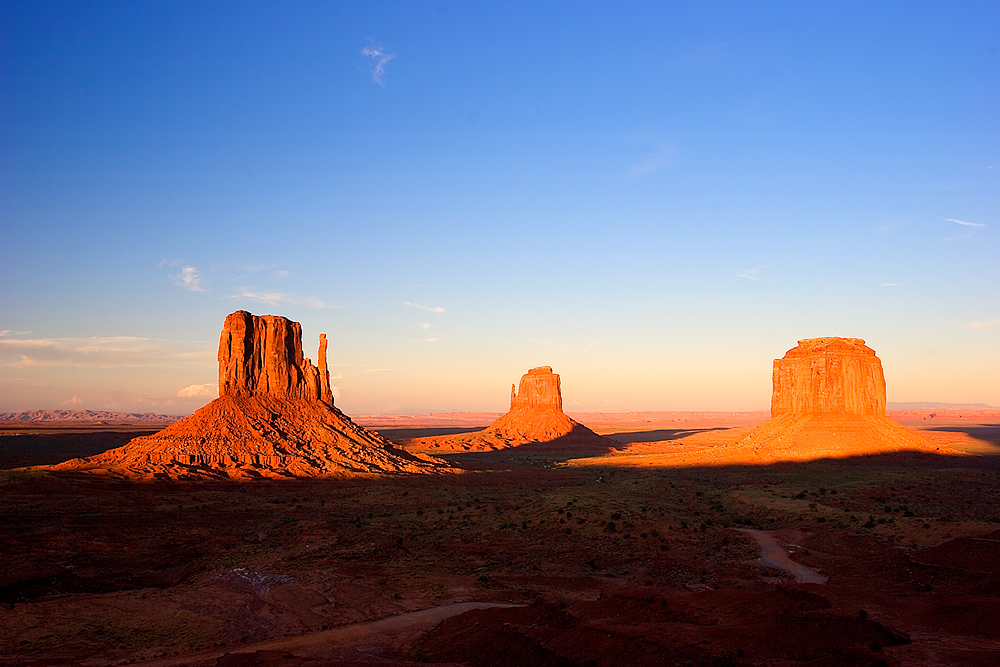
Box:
[404,366,611,453]
[54,310,449,480]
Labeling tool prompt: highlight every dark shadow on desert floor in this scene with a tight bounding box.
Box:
[0,428,162,469]
[604,427,731,445]
[5,449,1000,666]
[374,426,484,442]
[925,424,1000,450]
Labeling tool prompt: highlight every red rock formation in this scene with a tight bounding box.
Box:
[510,366,563,411]
[771,337,886,417]
[716,337,944,463]
[218,310,332,404]
[56,311,447,479]
[403,366,610,454]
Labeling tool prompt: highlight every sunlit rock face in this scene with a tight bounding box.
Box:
[218,310,333,405]
[771,337,886,417]
[401,366,611,454]
[509,366,563,412]
[717,336,941,462]
[54,311,447,479]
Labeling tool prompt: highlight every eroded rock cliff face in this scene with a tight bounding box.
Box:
[55,311,447,479]
[771,337,886,417]
[722,337,941,462]
[509,366,563,412]
[218,310,332,404]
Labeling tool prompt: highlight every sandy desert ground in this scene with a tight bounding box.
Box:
[2,411,1000,666]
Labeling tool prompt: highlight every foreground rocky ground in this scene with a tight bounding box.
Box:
[1,414,999,666]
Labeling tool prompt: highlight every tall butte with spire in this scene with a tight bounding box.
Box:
[725,337,946,462]
[57,311,446,479]
[404,366,610,453]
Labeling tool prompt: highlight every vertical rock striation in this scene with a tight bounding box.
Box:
[771,337,886,417]
[510,366,563,412]
[218,310,333,405]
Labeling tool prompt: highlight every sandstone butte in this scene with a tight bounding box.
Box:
[690,337,953,464]
[54,311,447,480]
[403,366,612,454]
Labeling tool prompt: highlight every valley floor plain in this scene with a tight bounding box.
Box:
[2,411,1000,667]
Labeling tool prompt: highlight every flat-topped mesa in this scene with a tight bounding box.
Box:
[771,337,886,417]
[510,366,563,412]
[218,310,333,405]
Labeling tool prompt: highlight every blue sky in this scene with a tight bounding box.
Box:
[1,1,997,414]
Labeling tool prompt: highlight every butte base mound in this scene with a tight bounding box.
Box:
[403,366,613,454]
[54,311,448,480]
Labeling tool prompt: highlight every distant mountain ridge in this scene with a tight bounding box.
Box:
[887,402,995,410]
[0,410,184,423]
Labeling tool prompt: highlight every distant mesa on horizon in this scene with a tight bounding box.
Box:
[51,310,449,479]
[402,366,613,454]
[0,410,183,424]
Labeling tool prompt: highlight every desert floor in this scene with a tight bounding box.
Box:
[2,412,1000,667]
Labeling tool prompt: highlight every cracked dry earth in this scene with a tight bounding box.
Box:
[2,419,1000,666]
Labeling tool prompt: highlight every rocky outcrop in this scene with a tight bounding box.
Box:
[771,338,885,417]
[510,366,562,411]
[402,366,611,454]
[720,337,944,462]
[218,310,332,404]
[55,311,448,479]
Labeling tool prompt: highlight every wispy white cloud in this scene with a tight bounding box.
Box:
[420,322,432,330]
[879,282,902,287]
[404,302,445,314]
[945,218,986,228]
[234,287,337,309]
[173,266,206,292]
[966,319,1000,331]
[177,382,218,398]
[361,44,395,87]
[737,267,763,281]
[62,395,82,406]
[0,336,213,369]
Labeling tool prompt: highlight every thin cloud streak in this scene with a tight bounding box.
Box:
[404,302,445,314]
[234,287,337,309]
[879,282,902,287]
[0,336,213,369]
[945,218,986,228]
[361,44,395,87]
